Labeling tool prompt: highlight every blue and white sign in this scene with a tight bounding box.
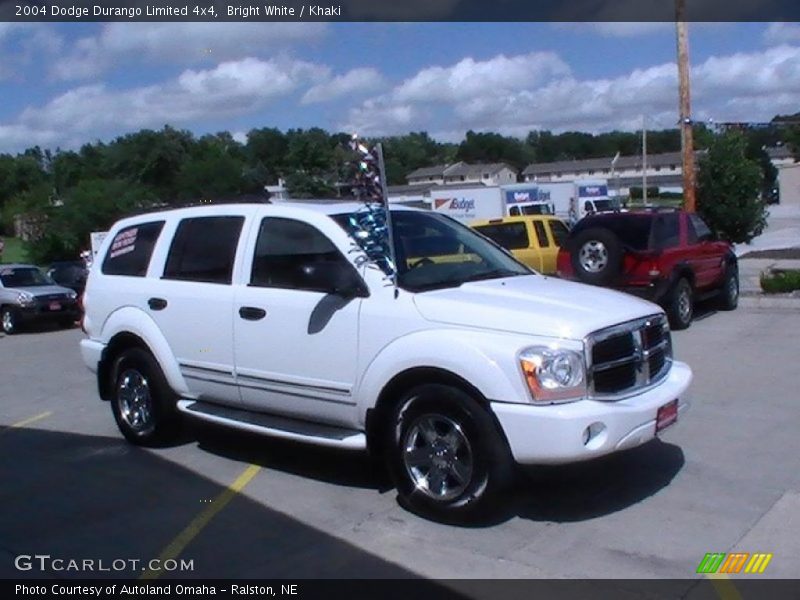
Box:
[578,185,609,198]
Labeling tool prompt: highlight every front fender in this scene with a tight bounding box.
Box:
[99,306,189,396]
[354,328,537,426]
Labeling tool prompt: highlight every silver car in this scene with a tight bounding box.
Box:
[0,264,80,335]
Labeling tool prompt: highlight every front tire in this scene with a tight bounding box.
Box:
[1,307,19,335]
[386,384,513,522]
[717,266,739,311]
[110,348,180,446]
[666,278,694,330]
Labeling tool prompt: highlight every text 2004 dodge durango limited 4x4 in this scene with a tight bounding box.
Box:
[80,202,691,520]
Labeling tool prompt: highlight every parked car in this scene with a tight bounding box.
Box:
[80,202,691,520]
[0,264,80,334]
[47,260,89,296]
[556,209,738,330]
[471,215,570,274]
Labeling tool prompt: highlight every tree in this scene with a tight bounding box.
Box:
[696,131,766,244]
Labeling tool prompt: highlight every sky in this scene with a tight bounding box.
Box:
[1,21,799,154]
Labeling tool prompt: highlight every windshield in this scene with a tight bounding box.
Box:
[593,199,613,212]
[0,267,52,287]
[334,210,531,292]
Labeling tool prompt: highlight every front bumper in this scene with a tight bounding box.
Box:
[17,302,80,323]
[492,360,692,465]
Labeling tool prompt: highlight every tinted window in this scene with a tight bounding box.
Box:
[0,267,50,287]
[652,214,680,249]
[688,214,713,243]
[570,215,653,251]
[533,221,550,248]
[251,218,347,292]
[163,217,243,284]
[473,223,529,250]
[549,220,569,247]
[102,221,164,277]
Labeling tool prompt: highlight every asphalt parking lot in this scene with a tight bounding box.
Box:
[1,304,799,590]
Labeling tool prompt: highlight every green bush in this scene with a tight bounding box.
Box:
[760,269,800,294]
[697,131,766,244]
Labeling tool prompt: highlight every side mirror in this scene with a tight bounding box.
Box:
[300,262,369,298]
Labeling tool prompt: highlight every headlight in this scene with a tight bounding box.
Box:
[17,291,34,306]
[519,346,586,403]
[67,291,77,300]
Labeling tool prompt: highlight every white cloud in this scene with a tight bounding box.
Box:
[2,57,327,152]
[342,45,800,138]
[555,22,672,38]
[51,23,328,81]
[764,23,800,45]
[393,52,570,104]
[301,67,385,104]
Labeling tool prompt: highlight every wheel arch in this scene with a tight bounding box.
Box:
[365,366,511,459]
[96,307,187,401]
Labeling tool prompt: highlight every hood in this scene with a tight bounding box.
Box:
[12,285,75,298]
[413,275,661,340]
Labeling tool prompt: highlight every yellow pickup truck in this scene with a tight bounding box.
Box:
[470,215,570,274]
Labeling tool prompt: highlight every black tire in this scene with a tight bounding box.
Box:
[110,347,180,446]
[569,228,623,285]
[59,317,75,329]
[666,278,694,330]
[385,384,514,522]
[1,306,19,335]
[717,265,739,311]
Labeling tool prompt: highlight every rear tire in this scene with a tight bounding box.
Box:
[569,228,623,286]
[385,384,514,522]
[666,278,694,330]
[110,347,180,446]
[717,265,739,311]
[59,317,75,329]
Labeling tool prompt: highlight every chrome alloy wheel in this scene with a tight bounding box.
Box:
[1,310,14,334]
[402,414,473,501]
[678,288,692,323]
[579,241,609,273]
[117,369,154,433]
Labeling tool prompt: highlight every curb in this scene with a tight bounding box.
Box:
[739,293,800,310]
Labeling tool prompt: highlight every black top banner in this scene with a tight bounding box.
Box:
[3,0,800,22]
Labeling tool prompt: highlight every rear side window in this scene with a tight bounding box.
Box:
[474,223,529,250]
[251,217,346,292]
[102,221,164,277]
[688,214,713,243]
[533,221,550,248]
[550,220,569,247]
[652,214,681,249]
[163,216,244,284]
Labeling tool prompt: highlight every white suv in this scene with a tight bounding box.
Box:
[80,202,692,519]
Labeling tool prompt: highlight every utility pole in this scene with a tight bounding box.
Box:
[642,114,648,204]
[676,0,696,212]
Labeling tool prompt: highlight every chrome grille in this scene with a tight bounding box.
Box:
[586,314,672,399]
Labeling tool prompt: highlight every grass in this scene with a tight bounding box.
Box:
[0,237,30,264]
[760,269,800,294]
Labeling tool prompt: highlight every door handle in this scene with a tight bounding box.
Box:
[148,297,168,311]
[239,306,267,321]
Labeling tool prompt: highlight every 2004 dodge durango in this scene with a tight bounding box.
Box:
[80,202,692,520]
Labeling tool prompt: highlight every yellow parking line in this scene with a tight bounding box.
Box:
[0,411,53,434]
[140,464,261,580]
[707,573,744,600]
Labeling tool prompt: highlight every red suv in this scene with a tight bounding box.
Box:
[556,209,738,329]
